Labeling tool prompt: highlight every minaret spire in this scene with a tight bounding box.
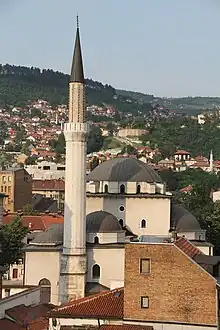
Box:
[70,16,84,83]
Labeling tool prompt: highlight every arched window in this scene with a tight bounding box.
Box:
[141,219,146,228]
[104,184,108,193]
[39,278,51,286]
[119,219,123,227]
[136,185,141,194]
[94,236,99,244]
[120,184,125,194]
[92,264,100,279]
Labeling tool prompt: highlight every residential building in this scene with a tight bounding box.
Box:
[32,179,65,210]
[25,161,65,180]
[0,168,32,212]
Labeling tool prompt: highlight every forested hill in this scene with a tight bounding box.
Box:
[0,64,151,114]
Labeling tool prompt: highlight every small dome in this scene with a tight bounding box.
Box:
[86,211,122,233]
[171,204,201,232]
[31,224,63,246]
[87,157,163,183]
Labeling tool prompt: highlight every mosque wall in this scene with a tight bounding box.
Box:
[87,195,171,237]
[24,251,60,305]
[86,247,124,288]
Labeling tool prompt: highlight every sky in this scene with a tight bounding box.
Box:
[0,0,220,97]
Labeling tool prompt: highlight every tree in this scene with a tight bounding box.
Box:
[25,156,37,165]
[0,216,28,266]
[22,204,37,215]
[121,145,137,155]
[87,126,104,154]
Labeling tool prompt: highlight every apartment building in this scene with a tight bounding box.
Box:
[0,168,32,212]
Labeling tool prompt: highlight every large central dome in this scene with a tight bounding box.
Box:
[87,157,163,183]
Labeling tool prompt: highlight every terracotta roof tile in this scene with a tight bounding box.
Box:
[33,179,65,191]
[3,214,63,231]
[175,150,190,155]
[175,237,210,271]
[6,303,54,324]
[50,288,124,318]
[175,237,203,259]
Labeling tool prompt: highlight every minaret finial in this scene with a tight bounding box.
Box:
[77,15,79,29]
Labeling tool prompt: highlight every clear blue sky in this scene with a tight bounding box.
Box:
[0,0,220,97]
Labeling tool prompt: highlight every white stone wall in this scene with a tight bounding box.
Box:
[86,196,171,237]
[86,247,124,288]
[24,251,60,305]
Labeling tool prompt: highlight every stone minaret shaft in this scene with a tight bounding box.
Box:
[60,18,88,303]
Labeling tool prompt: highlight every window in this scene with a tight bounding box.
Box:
[2,176,6,183]
[8,186,11,194]
[120,184,125,194]
[92,264,100,279]
[12,268,18,279]
[1,186,3,192]
[5,288,10,297]
[94,236,99,244]
[38,166,42,169]
[141,296,149,308]
[141,219,146,228]
[119,219,123,227]
[57,167,65,170]
[4,186,7,193]
[119,205,125,212]
[136,185,141,194]
[140,258,151,274]
[104,184,108,193]
[43,166,50,170]
[8,176,11,182]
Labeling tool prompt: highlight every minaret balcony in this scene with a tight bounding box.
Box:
[64,122,89,134]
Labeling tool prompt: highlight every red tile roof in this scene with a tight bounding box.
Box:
[6,303,54,325]
[175,150,190,155]
[33,179,65,191]
[50,287,124,318]
[3,214,63,231]
[180,185,193,193]
[175,237,203,259]
[100,326,153,330]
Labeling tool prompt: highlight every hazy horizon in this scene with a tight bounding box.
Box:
[0,0,220,97]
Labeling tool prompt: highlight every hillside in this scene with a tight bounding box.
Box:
[0,64,219,115]
[0,64,150,115]
[117,89,220,114]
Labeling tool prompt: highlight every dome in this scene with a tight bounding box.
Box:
[87,157,163,183]
[171,204,201,232]
[86,211,122,233]
[31,224,63,246]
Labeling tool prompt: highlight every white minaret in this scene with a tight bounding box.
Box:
[60,17,89,303]
[210,149,214,172]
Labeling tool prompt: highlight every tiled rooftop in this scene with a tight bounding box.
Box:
[3,214,64,231]
[50,287,124,318]
[100,325,153,330]
[33,179,65,191]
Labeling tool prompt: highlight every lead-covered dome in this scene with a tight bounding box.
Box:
[86,211,122,233]
[171,204,201,232]
[87,157,163,183]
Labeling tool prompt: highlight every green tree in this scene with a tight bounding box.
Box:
[0,216,28,266]
[87,126,104,154]
[22,204,37,215]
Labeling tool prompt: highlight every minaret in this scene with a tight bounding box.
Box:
[60,17,89,303]
[210,149,214,172]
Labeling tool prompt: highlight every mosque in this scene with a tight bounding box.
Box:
[23,20,213,305]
